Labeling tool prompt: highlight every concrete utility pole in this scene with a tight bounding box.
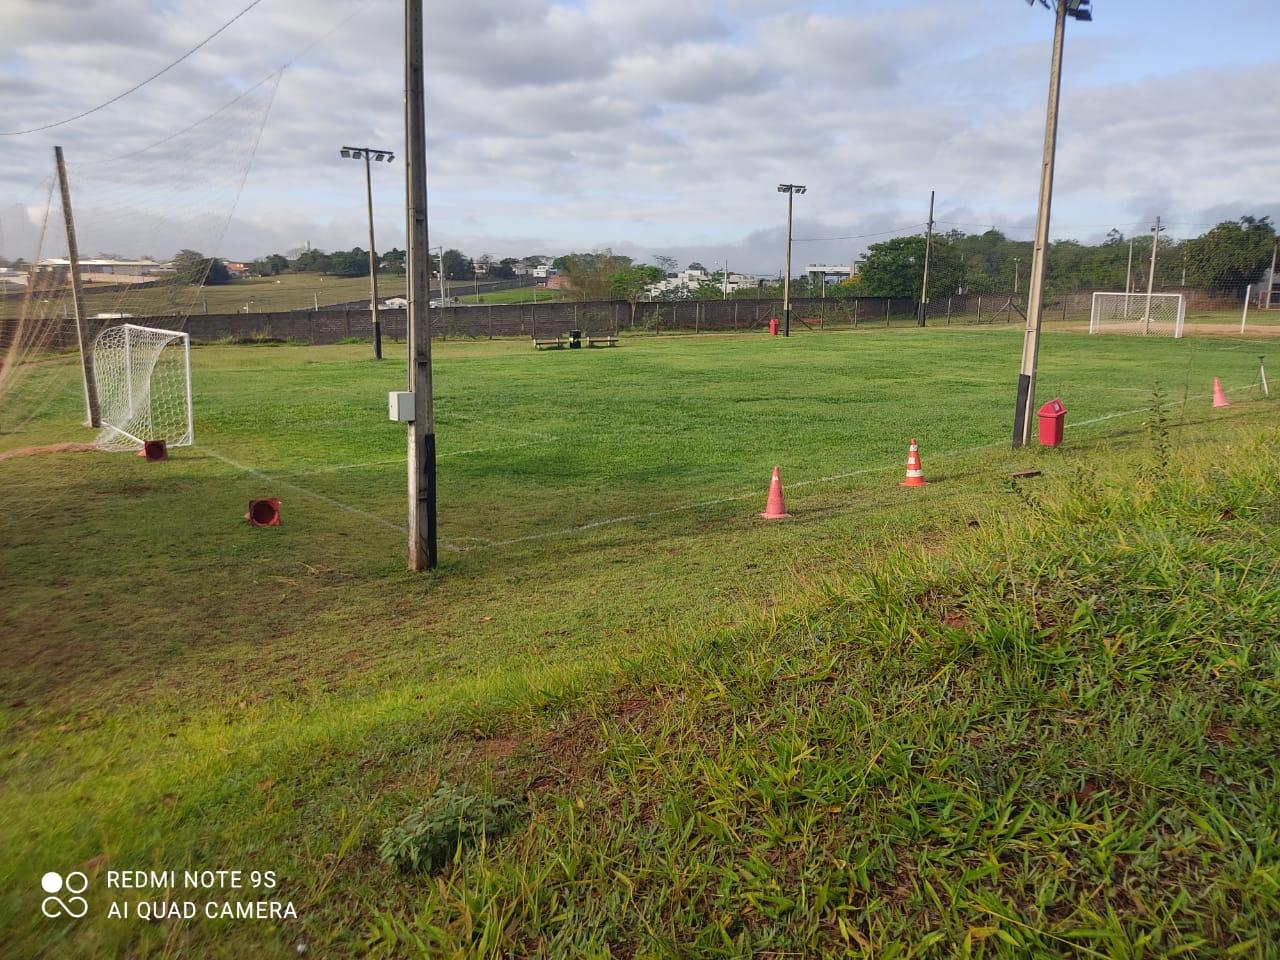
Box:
[1143,215,1162,333]
[340,145,394,358]
[54,146,100,428]
[1012,0,1090,448]
[778,183,806,337]
[918,189,935,326]
[1013,257,1021,294]
[404,0,437,571]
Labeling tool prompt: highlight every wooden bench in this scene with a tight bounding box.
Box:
[587,335,619,347]
[532,336,564,350]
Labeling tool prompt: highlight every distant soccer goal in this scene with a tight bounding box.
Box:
[92,324,193,451]
[1090,292,1185,338]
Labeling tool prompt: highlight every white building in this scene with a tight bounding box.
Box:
[35,258,173,284]
[642,269,759,300]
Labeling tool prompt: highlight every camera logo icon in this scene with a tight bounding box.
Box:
[41,871,89,919]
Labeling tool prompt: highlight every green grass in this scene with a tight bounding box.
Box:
[455,286,568,305]
[0,326,1276,957]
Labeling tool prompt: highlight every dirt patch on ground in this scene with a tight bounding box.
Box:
[0,442,99,461]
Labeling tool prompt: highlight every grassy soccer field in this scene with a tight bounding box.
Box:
[1,326,1277,956]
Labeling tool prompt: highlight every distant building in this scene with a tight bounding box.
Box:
[806,263,853,289]
[643,269,759,300]
[35,258,173,285]
[224,261,249,277]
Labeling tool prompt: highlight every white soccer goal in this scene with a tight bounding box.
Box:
[91,324,193,451]
[1090,292,1185,338]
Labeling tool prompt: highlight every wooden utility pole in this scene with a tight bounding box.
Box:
[918,189,934,326]
[404,0,437,571]
[54,146,100,428]
[362,150,382,359]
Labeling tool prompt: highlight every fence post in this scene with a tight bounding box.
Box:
[977,296,983,324]
[853,298,859,328]
[946,296,952,326]
[885,299,890,326]
[1241,284,1253,333]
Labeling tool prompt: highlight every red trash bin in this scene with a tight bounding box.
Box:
[769,317,779,336]
[1038,398,1067,446]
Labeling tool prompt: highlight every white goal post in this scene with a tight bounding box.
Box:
[91,324,194,451]
[1090,292,1185,338]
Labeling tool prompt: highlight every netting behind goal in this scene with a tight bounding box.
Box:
[1089,293,1185,338]
[92,324,192,451]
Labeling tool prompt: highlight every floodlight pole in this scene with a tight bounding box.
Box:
[54,146,100,428]
[1012,1,1069,448]
[363,152,382,359]
[778,184,805,337]
[918,189,935,326]
[342,146,393,359]
[405,0,437,571]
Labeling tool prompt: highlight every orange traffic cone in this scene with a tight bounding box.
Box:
[1212,377,1230,408]
[899,438,928,487]
[246,498,282,527]
[137,439,168,461]
[760,466,791,519]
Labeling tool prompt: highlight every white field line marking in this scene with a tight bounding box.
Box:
[462,389,1233,554]
[440,412,559,442]
[279,436,560,478]
[198,446,472,551]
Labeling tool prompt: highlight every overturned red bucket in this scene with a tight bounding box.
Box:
[246,498,282,527]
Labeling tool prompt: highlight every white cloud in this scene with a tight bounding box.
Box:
[1,0,1276,272]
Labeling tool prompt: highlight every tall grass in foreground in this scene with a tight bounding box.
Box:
[373,427,1280,957]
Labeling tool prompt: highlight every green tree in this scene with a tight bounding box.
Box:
[1183,217,1276,294]
[172,249,231,285]
[326,248,369,277]
[558,250,634,300]
[855,235,963,299]
[442,249,472,281]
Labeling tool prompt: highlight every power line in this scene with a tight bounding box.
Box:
[1,0,268,137]
[792,223,926,243]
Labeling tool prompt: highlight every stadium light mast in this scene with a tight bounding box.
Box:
[1012,0,1092,449]
[340,146,395,360]
[778,184,806,336]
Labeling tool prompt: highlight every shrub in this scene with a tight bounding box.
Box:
[378,784,515,873]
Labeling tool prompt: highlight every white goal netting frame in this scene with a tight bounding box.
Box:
[91,324,194,451]
[1090,292,1186,338]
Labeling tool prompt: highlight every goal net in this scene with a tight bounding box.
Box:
[1090,292,1185,338]
[92,324,193,451]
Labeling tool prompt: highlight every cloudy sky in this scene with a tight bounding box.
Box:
[2,0,1277,273]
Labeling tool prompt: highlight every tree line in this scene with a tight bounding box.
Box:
[846,216,1277,300]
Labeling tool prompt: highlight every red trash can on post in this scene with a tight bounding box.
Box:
[769,317,779,336]
[1037,398,1067,446]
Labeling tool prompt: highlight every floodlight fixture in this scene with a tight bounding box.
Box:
[1027,0,1091,21]
[340,148,351,158]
